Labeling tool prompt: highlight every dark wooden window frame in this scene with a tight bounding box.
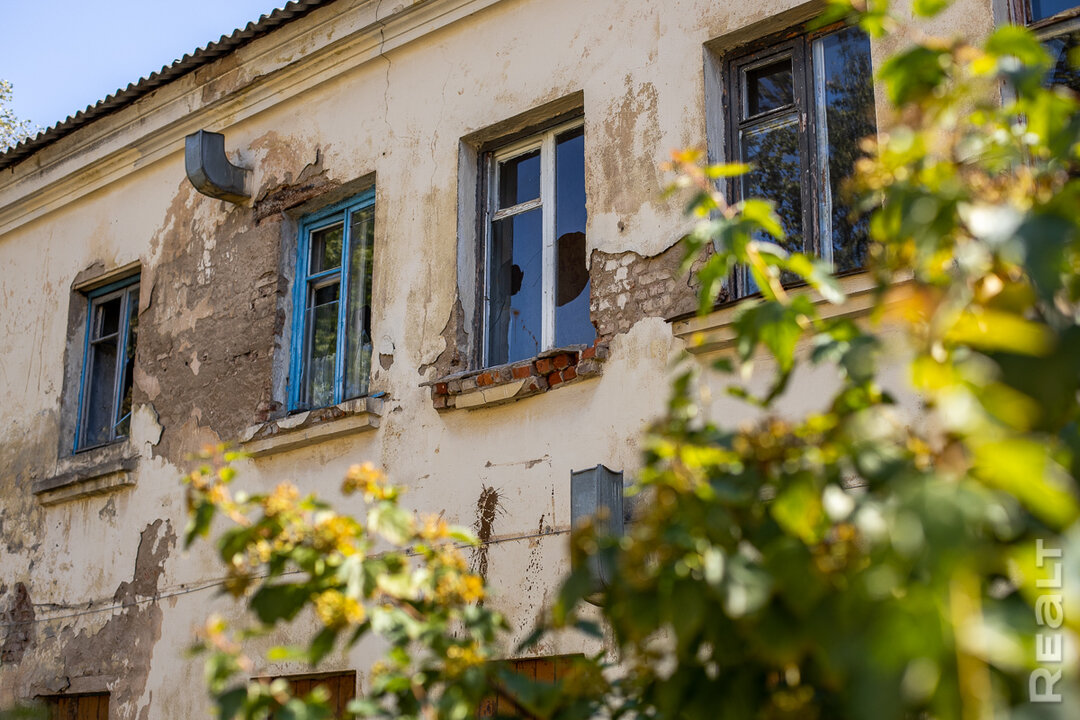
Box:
[721,20,875,298]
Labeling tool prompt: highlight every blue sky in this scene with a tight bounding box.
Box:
[1,1,288,132]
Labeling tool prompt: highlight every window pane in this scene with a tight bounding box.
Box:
[554,127,594,348]
[303,283,339,408]
[488,207,543,365]
[816,26,876,273]
[498,149,541,208]
[1045,29,1080,93]
[1030,0,1077,21]
[310,223,344,274]
[344,207,374,399]
[83,337,119,448]
[116,288,139,438]
[745,58,795,117]
[93,296,122,339]
[740,114,804,253]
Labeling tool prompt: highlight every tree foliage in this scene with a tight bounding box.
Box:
[183,450,605,720]
[545,3,1080,719]
[0,80,35,151]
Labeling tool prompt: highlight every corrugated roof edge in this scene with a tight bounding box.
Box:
[0,0,333,173]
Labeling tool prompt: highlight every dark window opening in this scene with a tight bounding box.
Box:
[76,278,139,452]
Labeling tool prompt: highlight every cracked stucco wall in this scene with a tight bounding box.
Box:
[0,0,996,716]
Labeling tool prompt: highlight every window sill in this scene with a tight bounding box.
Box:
[239,396,385,457]
[34,444,137,506]
[424,344,608,412]
[670,272,897,354]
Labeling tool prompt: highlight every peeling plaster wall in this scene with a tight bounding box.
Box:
[0,0,997,716]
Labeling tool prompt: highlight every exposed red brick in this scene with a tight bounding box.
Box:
[562,366,577,382]
[535,358,554,375]
[553,353,571,370]
[581,346,596,360]
[512,365,532,379]
[434,382,449,396]
[477,372,493,387]
[547,371,563,387]
[433,395,449,410]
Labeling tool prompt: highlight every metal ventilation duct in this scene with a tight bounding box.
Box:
[570,463,625,592]
[185,130,251,204]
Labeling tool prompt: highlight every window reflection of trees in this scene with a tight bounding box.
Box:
[741,116,803,255]
[821,29,876,273]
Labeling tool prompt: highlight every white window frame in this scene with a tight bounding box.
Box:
[481,117,585,366]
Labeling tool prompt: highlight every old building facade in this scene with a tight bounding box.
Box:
[1,0,1075,717]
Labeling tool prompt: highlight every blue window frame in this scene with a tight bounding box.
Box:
[75,276,139,452]
[289,190,375,411]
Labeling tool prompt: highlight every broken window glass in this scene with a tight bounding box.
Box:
[485,118,595,367]
[292,191,376,411]
[77,279,139,451]
[489,208,543,364]
[554,126,593,348]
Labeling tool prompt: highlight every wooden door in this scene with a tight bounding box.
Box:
[45,693,108,720]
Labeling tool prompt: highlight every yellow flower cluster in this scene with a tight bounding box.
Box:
[312,514,362,555]
[419,515,451,541]
[435,545,467,573]
[444,641,484,677]
[434,570,485,605]
[342,462,397,501]
[264,483,300,517]
[315,589,366,629]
